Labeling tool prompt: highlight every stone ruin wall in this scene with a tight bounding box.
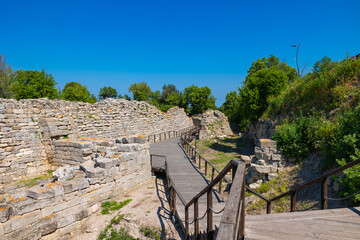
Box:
[0,98,193,184]
[0,98,194,240]
[192,109,233,140]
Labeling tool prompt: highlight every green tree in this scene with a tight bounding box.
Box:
[61,82,95,103]
[148,90,161,109]
[99,86,118,99]
[183,85,216,115]
[128,82,151,101]
[0,55,14,98]
[237,55,296,129]
[118,94,131,100]
[220,91,240,120]
[312,56,337,76]
[12,69,59,100]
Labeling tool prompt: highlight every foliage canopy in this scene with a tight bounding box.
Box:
[12,69,59,100]
[61,82,96,103]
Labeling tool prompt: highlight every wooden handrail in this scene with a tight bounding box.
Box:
[186,160,237,208]
[151,128,246,239]
[181,136,231,185]
[247,157,360,213]
[217,161,246,240]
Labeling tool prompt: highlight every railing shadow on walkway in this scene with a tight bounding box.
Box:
[177,142,225,204]
[154,172,186,240]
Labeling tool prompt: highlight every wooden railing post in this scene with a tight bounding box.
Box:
[211,168,215,182]
[239,173,245,239]
[266,201,272,214]
[290,191,296,212]
[169,186,173,213]
[205,161,208,176]
[173,189,176,215]
[207,188,213,235]
[185,206,189,239]
[194,198,199,239]
[218,178,222,194]
[321,177,328,209]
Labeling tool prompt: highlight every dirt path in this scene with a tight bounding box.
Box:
[74,174,184,240]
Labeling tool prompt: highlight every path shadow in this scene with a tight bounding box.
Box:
[207,135,255,156]
[349,207,360,216]
[154,173,186,240]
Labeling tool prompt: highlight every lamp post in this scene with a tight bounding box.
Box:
[291,41,301,77]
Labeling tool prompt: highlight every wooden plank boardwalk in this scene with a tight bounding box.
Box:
[150,137,360,239]
[150,137,225,234]
[245,207,360,240]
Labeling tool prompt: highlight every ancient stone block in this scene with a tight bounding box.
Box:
[74,209,88,221]
[52,166,74,181]
[0,204,12,223]
[250,164,271,174]
[33,213,58,236]
[259,139,277,149]
[27,185,55,200]
[95,158,120,169]
[240,155,251,165]
[63,179,89,193]
[58,215,75,228]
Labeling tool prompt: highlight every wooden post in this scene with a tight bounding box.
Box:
[169,187,173,213]
[218,178,222,194]
[207,188,213,234]
[239,173,245,239]
[211,168,215,182]
[185,206,189,239]
[266,201,272,214]
[150,155,153,175]
[194,198,199,239]
[205,162,208,176]
[173,190,176,215]
[321,177,328,209]
[290,191,296,212]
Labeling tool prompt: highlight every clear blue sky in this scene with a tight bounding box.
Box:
[1,0,359,106]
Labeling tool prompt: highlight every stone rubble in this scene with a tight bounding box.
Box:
[244,139,286,189]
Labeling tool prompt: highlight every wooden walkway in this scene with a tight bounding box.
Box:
[245,207,360,240]
[150,137,360,239]
[150,137,225,233]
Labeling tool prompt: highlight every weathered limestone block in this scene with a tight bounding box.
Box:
[250,164,271,174]
[95,158,120,169]
[33,213,58,236]
[74,209,88,221]
[258,139,277,149]
[27,185,55,200]
[58,215,75,228]
[52,166,74,181]
[11,197,39,215]
[63,179,89,193]
[0,204,12,223]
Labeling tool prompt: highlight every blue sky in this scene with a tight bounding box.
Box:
[1,0,359,106]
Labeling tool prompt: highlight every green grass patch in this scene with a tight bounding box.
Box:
[139,226,161,240]
[17,170,54,187]
[98,227,136,240]
[101,199,132,215]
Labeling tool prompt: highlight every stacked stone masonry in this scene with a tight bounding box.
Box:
[244,139,286,189]
[192,109,233,140]
[0,98,194,240]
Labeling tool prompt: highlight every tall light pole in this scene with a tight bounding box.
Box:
[291,41,301,77]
